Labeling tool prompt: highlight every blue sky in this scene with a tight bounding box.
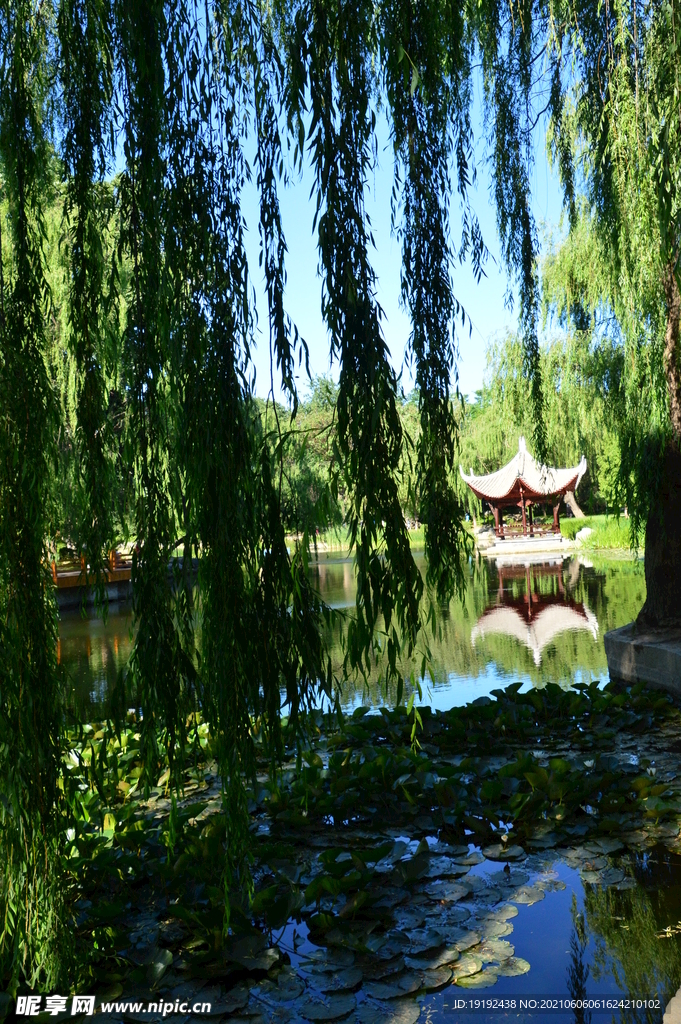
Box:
[241,85,565,405]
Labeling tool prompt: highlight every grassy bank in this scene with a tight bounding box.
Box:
[290,525,426,555]
[560,514,636,551]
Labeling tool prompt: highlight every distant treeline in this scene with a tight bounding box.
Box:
[264,330,621,540]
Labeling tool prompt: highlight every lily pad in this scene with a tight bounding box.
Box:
[424,881,468,902]
[301,994,357,1021]
[495,957,530,977]
[376,934,410,961]
[146,948,173,987]
[581,867,625,887]
[365,973,422,1000]
[527,833,558,850]
[405,947,459,971]
[362,956,406,981]
[508,885,545,906]
[237,947,281,972]
[307,949,356,970]
[456,968,499,989]
[220,978,254,1011]
[482,844,526,862]
[448,928,481,952]
[408,928,445,955]
[474,887,503,906]
[422,967,453,991]
[318,968,363,994]
[486,903,518,922]
[453,850,484,866]
[442,905,471,926]
[393,909,426,931]
[477,939,514,962]
[586,838,624,855]
[490,870,530,889]
[425,856,469,879]
[355,999,421,1024]
[534,877,566,892]
[451,954,483,979]
[478,920,513,940]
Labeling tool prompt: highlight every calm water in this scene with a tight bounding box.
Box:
[59,552,681,1020]
[60,551,645,717]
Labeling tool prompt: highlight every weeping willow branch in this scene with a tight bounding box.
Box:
[0,0,68,990]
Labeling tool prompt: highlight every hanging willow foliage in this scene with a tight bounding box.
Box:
[0,0,67,990]
[0,0,567,988]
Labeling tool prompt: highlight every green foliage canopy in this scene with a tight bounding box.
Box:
[0,0,587,990]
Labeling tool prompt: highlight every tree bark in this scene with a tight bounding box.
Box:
[663,264,681,439]
[564,491,585,518]
[638,265,681,627]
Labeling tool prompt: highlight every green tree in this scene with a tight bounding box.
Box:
[0,0,576,986]
[544,0,681,623]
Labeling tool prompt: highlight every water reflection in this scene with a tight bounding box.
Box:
[59,553,645,716]
[579,849,681,1023]
[59,602,133,719]
[471,560,599,667]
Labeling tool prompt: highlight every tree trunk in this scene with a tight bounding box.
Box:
[564,491,585,518]
[638,265,681,627]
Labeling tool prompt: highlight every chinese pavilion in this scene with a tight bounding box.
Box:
[460,437,587,538]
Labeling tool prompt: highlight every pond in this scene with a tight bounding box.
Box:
[60,551,645,716]
[58,552,681,1023]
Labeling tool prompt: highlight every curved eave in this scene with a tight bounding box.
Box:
[460,459,586,506]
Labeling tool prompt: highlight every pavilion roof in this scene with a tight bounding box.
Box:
[460,437,587,505]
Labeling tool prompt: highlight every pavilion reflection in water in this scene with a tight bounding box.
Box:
[471,557,598,666]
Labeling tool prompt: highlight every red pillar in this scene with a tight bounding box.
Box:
[520,489,527,536]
